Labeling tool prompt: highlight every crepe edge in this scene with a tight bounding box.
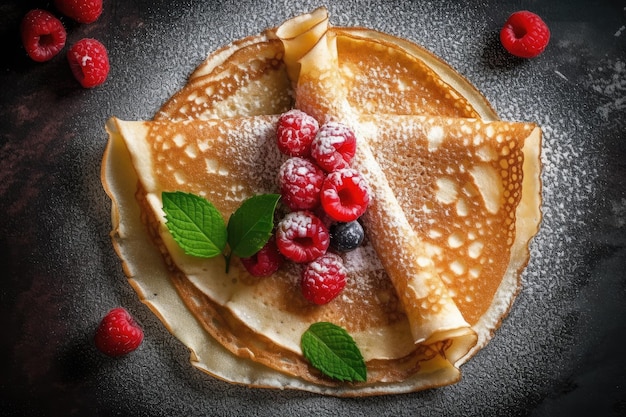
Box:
[459,125,543,364]
[99,18,540,395]
[101,117,469,396]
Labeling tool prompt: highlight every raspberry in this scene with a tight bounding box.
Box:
[67,38,110,88]
[329,220,365,252]
[313,205,335,229]
[276,211,330,263]
[311,122,357,172]
[301,253,347,305]
[240,237,284,277]
[278,157,325,211]
[54,0,103,24]
[94,307,144,357]
[276,109,319,157]
[320,169,371,222]
[20,9,67,63]
[500,11,550,58]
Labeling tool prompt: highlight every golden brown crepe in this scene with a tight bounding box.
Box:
[101,7,542,395]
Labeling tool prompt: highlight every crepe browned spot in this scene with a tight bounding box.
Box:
[101,7,542,395]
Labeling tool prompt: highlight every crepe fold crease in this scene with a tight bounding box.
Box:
[277,11,478,363]
[101,6,542,396]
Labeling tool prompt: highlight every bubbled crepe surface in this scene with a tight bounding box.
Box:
[104,7,542,395]
[102,0,596,406]
[3,0,625,415]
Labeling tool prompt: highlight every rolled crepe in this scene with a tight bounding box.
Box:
[102,7,542,394]
[277,8,478,363]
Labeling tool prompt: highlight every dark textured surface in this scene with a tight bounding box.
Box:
[1,0,625,416]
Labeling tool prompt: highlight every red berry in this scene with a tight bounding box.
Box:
[94,307,144,357]
[20,9,67,63]
[67,38,110,88]
[240,237,284,277]
[301,253,347,305]
[320,168,371,222]
[278,157,325,211]
[276,109,319,157]
[276,211,330,263]
[313,205,335,229]
[500,11,550,58]
[54,0,103,24]
[311,122,357,172]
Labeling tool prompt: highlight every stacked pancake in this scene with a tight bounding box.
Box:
[101,7,542,396]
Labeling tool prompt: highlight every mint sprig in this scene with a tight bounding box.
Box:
[162,192,280,272]
[227,194,280,258]
[162,191,227,258]
[301,322,367,382]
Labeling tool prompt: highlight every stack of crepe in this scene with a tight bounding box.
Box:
[101,7,542,396]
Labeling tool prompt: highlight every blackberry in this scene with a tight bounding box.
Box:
[329,220,364,252]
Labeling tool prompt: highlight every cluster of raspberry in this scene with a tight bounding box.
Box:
[20,0,109,88]
[240,110,371,305]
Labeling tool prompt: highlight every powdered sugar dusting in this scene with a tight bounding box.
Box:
[278,211,314,237]
[343,242,384,272]
[310,121,357,170]
[585,59,626,124]
[277,109,319,156]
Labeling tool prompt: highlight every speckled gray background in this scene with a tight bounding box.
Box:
[1,1,625,416]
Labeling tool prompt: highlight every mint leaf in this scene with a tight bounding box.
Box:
[162,191,227,258]
[301,322,367,382]
[227,194,280,258]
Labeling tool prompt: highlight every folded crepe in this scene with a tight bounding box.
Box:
[101,7,542,395]
[278,11,479,362]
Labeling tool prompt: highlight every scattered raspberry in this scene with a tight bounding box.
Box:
[20,9,67,63]
[54,0,103,24]
[67,38,110,88]
[276,109,320,157]
[94,307,144,357]
[311,122,357,172]
[240,237,284,277]
[278,157,326,211]
[276,211,330,263]
[301,253,347,305]
[321,168,371,222]
[500,10,550,58]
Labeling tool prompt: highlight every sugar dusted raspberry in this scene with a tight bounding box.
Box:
[240,237,284,277]
[311,121,357,172]
[276,211,330,263]
[276,109,319,157]
[54,0,103,24]
[301,253,347,305]
[321,168,371,222]
[94,307,144,357]
[313,205,335,229]
[67,38,110,88]
[20,9,67,63]
[500,11,550,58]
[278,157,325,211]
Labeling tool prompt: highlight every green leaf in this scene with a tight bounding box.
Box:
[162,191,227,258]
[227,194,280,258]
[301,322,367,382]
